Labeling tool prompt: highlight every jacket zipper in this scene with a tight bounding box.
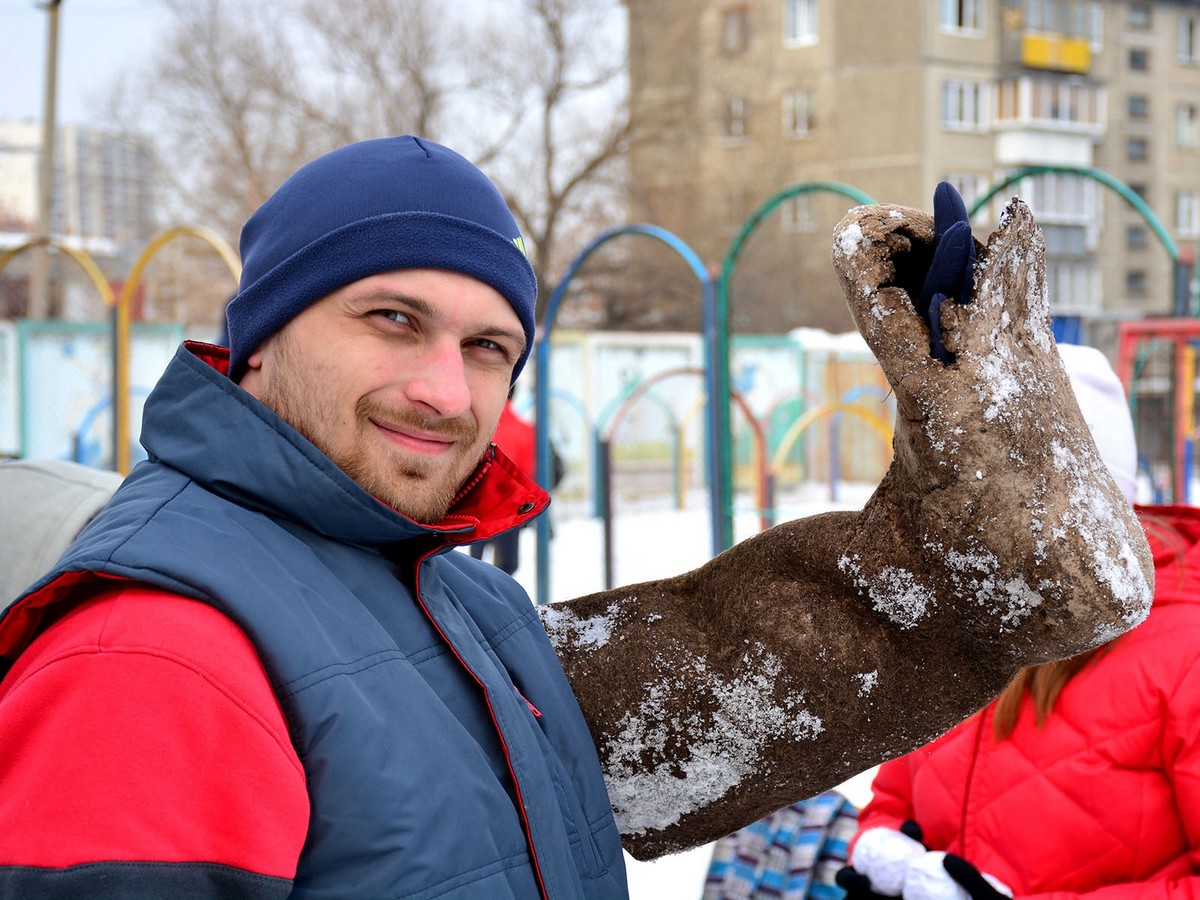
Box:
[412,551,552,900]
[958,709,988,855]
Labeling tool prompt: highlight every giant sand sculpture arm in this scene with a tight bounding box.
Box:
[538,199,1153,860]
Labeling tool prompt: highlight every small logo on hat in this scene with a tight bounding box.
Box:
[512,236,528,257]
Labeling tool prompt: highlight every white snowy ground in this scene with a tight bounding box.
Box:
[487,483,882,899]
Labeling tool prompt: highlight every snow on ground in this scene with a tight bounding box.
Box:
[480,482,882,899]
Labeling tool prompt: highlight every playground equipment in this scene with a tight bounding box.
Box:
[594,368,765,589]
[535,225,722,605]
[8,164,1187,606]
[0,226,239,473]
[1117,318,1200,503]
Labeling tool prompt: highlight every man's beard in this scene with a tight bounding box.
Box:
[255,337,482,523]
[337,398,479,522]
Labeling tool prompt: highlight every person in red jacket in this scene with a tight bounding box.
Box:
[841,343,1200,900]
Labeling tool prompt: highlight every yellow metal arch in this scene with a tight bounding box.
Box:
[0,237,114,307]
[1,228,241,475]
[771,402,893,472]
[112,226,241,473]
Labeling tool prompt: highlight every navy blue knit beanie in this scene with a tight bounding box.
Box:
[225,135,537,382]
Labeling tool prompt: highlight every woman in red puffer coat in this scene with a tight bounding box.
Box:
[843,345,1200,900]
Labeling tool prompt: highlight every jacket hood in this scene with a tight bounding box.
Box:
[140,342,547,548]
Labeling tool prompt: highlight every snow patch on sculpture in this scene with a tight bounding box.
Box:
[1050,439,1150,625]
[854,670,879,697]
[839,554,934,628]
[603,647,824,837]
[538,602,618,650]
[836,222,865,260]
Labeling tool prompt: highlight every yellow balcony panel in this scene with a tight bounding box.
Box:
[1021,34,1091,73]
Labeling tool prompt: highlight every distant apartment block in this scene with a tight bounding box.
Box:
[624,0,1200,348]
[0,119,157,316]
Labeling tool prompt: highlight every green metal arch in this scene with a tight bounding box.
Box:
[971,165,1176,257]
[713,181,879,550]
[971,164,1184,313]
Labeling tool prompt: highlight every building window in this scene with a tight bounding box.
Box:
[1047,259,1100,312]
[1128,94,1149,119]
[1127,3,1151,29]
[1180,15,1200,63]
[941,172,989,210]
[1019,171,1096,223]
[781,194,816,233]
[994,76,1105,129]
[1022,0,1100,43]
[1126,136,1149,161]
[942,79,987,131]
[1129,182,1149,202]
[1176,103,1200,148]
[1126,224,1148,249]
[723,96,750,140]
[1178,190,1200,239]
[722,6,750,55]
[1086,0,1104,51]
[783,89,814,138]
[1129,47,1150,71]
[782,0,818,47]
[1126,270,1148,295]
[941,0,984,33]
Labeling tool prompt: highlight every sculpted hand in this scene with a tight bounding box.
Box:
[541,193,1153,861]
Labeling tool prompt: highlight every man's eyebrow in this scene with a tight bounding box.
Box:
[357,289,526,354]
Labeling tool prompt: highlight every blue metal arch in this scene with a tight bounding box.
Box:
[533,225,719,605]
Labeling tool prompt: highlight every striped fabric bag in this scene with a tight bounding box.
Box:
[702,790,858,900]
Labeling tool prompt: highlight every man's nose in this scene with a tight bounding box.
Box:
[405,341,471,417]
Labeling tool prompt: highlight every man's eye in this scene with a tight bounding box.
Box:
[377,309,411,325]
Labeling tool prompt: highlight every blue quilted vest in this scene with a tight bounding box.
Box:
[5,344,628,900]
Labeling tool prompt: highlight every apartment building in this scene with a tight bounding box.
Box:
[0,119,157,317]
[624,0,1200,349]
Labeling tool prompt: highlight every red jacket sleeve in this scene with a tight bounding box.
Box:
[0,585,308,895]
[850,757,917,857]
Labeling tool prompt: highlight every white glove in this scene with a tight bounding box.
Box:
[852,826,927,896]
[903,851,1013,900]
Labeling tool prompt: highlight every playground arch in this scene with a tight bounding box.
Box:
[533,224,721,605]
[597,366,766,588]
[0,227,240,474]
[713,182,879,549]
[970,165,1185,314]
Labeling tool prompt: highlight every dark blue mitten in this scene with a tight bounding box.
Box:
[918,182,976,364]
[835,865,896,899]
[942,853,1012,899]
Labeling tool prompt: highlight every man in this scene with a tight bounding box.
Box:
[0,136,1153,899]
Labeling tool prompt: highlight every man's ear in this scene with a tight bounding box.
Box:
[238,346,266,393]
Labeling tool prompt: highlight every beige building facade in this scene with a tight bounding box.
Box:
[625,0,1200,349]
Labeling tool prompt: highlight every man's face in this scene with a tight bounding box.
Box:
[240,269,525,523]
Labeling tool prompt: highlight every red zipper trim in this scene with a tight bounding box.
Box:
[412,550,551,900]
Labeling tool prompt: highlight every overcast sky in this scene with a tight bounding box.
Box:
[1,0,167,126]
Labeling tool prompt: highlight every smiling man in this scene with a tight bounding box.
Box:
[241,269,525,523]
[0,136,1153,900]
